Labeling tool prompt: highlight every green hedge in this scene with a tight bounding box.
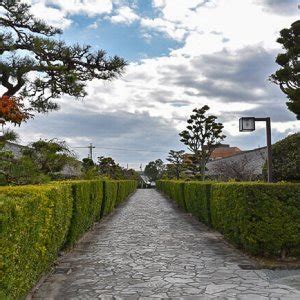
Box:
[211,183,300,257]
[65,180,104,247]
[116,180,138,206]
[157,180,300,258]
[184,182,212,225]
[0,180,137,299]
[101,181,118,217]
[0,184,73,299]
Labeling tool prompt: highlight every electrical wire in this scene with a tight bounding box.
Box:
[71,145,167,153]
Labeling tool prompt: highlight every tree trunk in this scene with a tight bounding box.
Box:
[200,159,206,181]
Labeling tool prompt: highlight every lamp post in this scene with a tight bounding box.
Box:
[239,117,273,183]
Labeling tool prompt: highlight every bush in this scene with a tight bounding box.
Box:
[116,180,138,205]
[184,182,212,225]
[0,179,137,299]
[263,133,300,182]
[157,180,300,258]
[100,181,118,217]
[65,180,104,247]
[0,184,73,299]
[211,182,300,258]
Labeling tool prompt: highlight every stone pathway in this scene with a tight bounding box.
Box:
[32,189,300,299]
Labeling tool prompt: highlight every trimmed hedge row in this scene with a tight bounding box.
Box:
[157,180,300,258]
[0,180,137,299]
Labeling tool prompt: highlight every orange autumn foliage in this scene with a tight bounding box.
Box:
[0,96,32,125]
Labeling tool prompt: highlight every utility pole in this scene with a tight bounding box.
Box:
[73,143,96,161]
[88,143,95,160]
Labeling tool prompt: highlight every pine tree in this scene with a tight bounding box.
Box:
[0,0,126,124]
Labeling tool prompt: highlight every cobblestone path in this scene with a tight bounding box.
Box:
[33,189,300,299]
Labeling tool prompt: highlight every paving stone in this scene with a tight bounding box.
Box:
[32,189,300,299]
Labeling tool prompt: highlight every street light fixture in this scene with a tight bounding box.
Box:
[239,117,273,183]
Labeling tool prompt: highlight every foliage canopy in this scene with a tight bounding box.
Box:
[0,0,126,124]
[270,20,300,120]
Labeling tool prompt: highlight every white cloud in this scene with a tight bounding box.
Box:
[47,0,113,17]
[110,6,140,24]
[29,1,72,29]
[87,21,99,29]
[142,0,296,53]
[26,0,115,30]
[141,18,187,41]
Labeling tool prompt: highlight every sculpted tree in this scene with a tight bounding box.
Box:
[166,150,185,179]
[179,105,225,180]
[0,1,126,124]
[270,20,300,120]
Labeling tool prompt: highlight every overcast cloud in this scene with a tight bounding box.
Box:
[6,0,300,168]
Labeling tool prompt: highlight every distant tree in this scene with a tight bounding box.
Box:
[144,159,164,181]
[270,20,300,120]
[179,106,225,180]
[22,139,76,179]
[97,156,124,179]
[0,132,49,185]
[123,168,139,180]
[166,150,185,179]
[263,133,300,182]
[82,157,95,171]
[0,1,126,125]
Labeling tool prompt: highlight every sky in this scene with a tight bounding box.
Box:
[5,0,300,169]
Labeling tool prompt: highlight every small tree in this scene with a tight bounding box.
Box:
[97,156,124,179]
[22,139,76,179]
[179,105,225,180]
[166,150,185,179]
[0,1,126,124]
[0,132,49,185]
[144,159,164,181]
[263,133,300,182]
[82,157,95,171]
[270,20,300,120]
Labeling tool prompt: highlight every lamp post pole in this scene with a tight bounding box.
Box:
[255,117,273,183]
[239,117,273,183]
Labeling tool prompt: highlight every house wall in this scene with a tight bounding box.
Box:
[206,147,267,176]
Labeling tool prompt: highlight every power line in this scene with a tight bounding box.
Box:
[71,145,167,154]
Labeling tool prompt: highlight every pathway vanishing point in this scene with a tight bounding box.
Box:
[32,189,300,299]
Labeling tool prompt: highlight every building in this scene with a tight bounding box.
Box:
[183,144,243,163]
[2,142,26,158]
[206,147,267,178]
[208,144,242,160]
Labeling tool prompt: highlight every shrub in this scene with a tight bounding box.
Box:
[0,184,73,299]
[100,181,118,217]
[65,180,104,247]
[116,180,138,205]
[263,133,300,182]
[0,179,137,299]
[211,182,300,258]
[184,182,212,225]
[157,180,300,258]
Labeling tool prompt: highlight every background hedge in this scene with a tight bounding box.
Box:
[0,179,137,299]
[65,180,104,247]
[157,180,300,258]
[101,181,118,217]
